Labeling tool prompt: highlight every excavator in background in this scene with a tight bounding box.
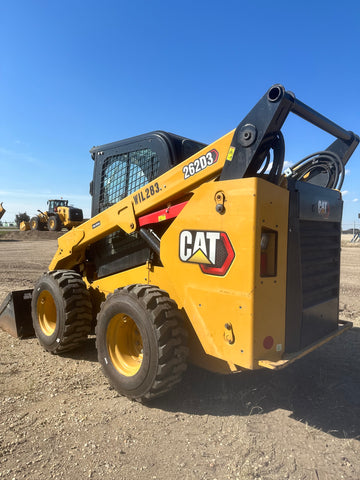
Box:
[0,84,359,402]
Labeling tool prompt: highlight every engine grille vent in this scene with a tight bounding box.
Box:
[299,220,340,309]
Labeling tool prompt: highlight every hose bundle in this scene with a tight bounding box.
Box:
[284,150,345,190]
[256,131,285,185]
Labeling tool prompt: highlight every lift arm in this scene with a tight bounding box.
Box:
[49,85,359,271]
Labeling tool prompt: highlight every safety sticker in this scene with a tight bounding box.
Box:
[226,146,235,161]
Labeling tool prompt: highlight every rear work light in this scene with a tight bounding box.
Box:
[260,228,277,277]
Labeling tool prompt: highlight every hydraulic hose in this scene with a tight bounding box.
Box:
[284,150,345,190]
[257,131,285,185]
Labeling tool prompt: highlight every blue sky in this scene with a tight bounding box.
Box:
[1,0,359,228]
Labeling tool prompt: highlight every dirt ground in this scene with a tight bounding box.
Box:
[0,231,359,480]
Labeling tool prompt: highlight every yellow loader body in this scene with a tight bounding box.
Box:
[85,178,288,372]
[2,84,359,401]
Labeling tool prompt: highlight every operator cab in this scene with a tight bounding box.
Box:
[88,131,206,279]
[89,131,206,216]
[47,199,68,213]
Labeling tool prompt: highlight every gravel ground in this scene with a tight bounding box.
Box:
[0,232,359,480]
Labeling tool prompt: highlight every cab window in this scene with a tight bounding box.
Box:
[99,148,159,212]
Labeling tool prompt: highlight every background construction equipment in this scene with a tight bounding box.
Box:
[28,199,84,231]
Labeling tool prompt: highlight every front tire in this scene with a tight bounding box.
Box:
[31,270,93,353]
[96,284,188,401]
[47,214,62,231]
[30,216,43,230]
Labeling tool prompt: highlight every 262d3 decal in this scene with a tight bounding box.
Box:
[182,149,219,180]
[179,230,235,276]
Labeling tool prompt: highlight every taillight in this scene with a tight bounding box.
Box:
[260,228,277,277]
[263,336,274,349]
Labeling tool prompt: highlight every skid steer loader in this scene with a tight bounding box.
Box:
[29,199,84,231]
[0,84,359,401]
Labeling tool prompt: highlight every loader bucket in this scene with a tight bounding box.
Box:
[0,290,35,338]
[19,221,30,231]
[0,202,5,220]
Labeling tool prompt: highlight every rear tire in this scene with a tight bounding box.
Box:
[96,284,188,401]
[31,270,92,353]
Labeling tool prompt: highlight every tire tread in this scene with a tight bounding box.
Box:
[96,284,188,401]
[33,270,92,354]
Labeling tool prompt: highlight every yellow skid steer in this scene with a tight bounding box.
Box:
[1,85,358,401]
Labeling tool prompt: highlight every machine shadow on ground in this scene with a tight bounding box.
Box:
[59,327,360,441]
[151,327,360,441]
[66,336,98,362]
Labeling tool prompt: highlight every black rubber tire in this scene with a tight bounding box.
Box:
[96,284,188,401]
[31,270,93,354]
[30,216,43,231]
[47,214,62,231]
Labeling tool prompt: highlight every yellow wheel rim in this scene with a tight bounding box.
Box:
[106,314,143,377]
[37,290,57,336]
[49,219,55,229]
